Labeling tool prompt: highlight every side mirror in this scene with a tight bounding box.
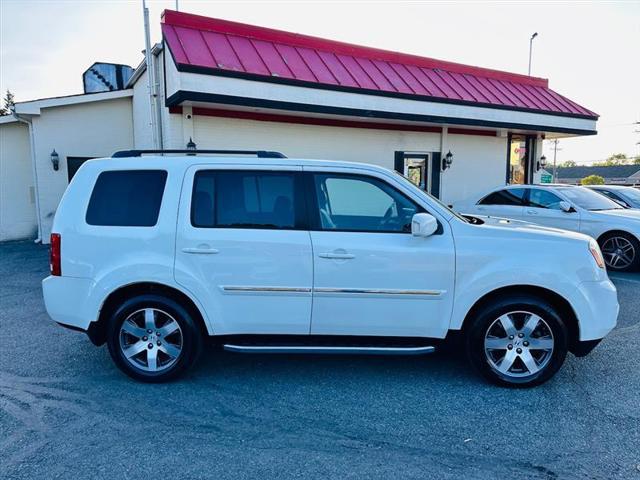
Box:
[411,213,438,237]
[559,201,574,213]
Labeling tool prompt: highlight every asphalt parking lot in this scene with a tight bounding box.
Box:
[1,241,639,479]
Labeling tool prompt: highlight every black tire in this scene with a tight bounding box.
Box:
[598,232,640,272]
[106,294,203,382]
[466,295,568,388]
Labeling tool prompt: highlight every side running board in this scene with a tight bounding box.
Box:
[222,345,436,356]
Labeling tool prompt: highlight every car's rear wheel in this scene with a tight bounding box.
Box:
[598,232,640,272]
[466,295,568,388]
[106,294,202,382]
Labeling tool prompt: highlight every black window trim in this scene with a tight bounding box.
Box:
[477,187,527,207]
[190,169,308,230]
[85,169,168,227]
[304,171,437,234]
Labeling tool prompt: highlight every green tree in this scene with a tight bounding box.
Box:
[558,160,577,168]
[0,90,15,116]
[581,175,605,185]
[633,155,640,165]
[593,153,629,166]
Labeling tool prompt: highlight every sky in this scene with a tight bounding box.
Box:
[1,0,639,164]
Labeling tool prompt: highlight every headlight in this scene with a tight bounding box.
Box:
[589,239,605,269]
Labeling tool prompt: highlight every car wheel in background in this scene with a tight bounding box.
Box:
[466,295,568,388]
[598,232,640,272]
[106,294,202,382]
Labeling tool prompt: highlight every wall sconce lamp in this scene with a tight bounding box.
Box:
[537,155,547,171]
[186,137,197,155]
[50,149,60,171]
[442,150,453,171]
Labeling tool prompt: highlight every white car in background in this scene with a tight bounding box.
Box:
[458,184,640,272]
[586,185,640,210]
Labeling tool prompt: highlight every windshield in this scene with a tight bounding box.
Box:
[392,171,470,223]
[561,187,623,211]
[620,188,640,202]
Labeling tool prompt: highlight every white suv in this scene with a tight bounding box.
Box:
[43,150,619,387]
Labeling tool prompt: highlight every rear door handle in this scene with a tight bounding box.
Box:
[182,247,219,254]
[318,252,355,260]
[526,210,538,215]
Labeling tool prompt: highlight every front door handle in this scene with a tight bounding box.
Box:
[182,247,219,254]
[318,252,355,260]
[526,210,538,215]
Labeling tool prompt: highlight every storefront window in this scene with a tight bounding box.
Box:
[509,135,528,184]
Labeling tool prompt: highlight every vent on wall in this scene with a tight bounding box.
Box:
[82,62,133,93]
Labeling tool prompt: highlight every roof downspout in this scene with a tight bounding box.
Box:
[13,111,42,243]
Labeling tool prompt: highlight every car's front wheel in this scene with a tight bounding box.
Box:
[106,294,202,382]
[466,295,568,388]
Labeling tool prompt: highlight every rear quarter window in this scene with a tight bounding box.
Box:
[478,189,526,206]
[86,170,167,226]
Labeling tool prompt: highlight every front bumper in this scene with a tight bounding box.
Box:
[575,278,619,341]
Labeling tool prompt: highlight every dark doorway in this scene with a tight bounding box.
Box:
[394,152,441,198]
[67,157,94,182]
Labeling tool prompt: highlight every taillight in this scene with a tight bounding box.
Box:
[50,233,61,276]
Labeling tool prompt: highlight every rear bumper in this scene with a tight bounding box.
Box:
[575,278,619,341]
[42,275,95,331]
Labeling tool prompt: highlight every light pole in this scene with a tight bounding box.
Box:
[528,32,538,76]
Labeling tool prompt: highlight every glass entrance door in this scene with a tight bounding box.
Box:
[403,154,430,192]
[508,135,535,185]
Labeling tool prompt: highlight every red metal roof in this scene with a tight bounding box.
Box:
[161,10,597,119]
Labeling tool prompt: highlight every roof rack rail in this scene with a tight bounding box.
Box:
[111,149,287,159]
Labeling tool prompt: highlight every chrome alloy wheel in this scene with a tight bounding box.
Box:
[484,311,554,378]
[119,308,183,372]
[601,236,636,270]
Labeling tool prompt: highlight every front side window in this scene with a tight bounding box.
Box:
[478,188,526,206]
[192,171,298,229]
[313,174,420,233]
[527,189,564,210]
[86,170,167,226]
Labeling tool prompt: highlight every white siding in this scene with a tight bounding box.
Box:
[132,69,154,149]
[443,134,508,206]
[0,121,37,241]
[192,114,440,168]
[31,97,134,242]
[190,114,506,205]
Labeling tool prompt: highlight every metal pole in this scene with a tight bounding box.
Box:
[143,0,160,149]
[552,139,559,182]
[175,0,179,11]
[528,32,538,76]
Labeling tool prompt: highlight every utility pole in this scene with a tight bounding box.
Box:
[550,139,562,182]
[175,0,179,10]
[528,32,538,76]
[142,0,161,149]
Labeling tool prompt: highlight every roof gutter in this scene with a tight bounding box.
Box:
[12,111,42,243]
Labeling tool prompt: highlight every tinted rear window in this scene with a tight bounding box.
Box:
[86,170,167,226]
[192,170,298,229]
[479,189,526,206]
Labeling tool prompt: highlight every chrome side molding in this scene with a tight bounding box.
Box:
[223,345,436,355]
[222,286,312,293]
[313,287,442,296]
[221,286,443,297]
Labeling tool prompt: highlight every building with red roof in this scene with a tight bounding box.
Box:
[2,9,597,242]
